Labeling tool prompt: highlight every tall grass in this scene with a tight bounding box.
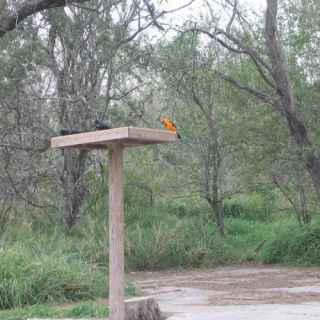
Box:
[0,242,106,309]
[224,218,275,261]
[258,220,320,265]
[1,196,319,311]
[126,213,234,270]
[223,191,276,221]
[0,301,109,320]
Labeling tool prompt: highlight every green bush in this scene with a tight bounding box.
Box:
[3,200,319,312]
[0,244,106,309]
[163,198,208,219]
[125,214,236,270]
[223,193,275,221]
[223,202,243,218]
[259,222,320,265]
[64,302,108,318]
[224,218,274,261]
[0,301,109,320]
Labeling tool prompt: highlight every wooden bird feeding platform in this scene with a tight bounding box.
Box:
[51,126,177,149]
[51,127,177,320]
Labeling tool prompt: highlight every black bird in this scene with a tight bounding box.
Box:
[60,129,81,136]
[95,119,112,130]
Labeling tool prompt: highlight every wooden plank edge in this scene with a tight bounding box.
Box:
[51,127,177,149]
[51,127,129,148]
[128,126,178,142]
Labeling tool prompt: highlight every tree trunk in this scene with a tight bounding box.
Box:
[304,151,320,206]
[216,200,225,237]
[48,23,90,230]
[206,113,224,236]
[265,0,320,209]
[61,149,88,230]
[272,175,303,226]
[207,197,224,237]
[296,173,310,224]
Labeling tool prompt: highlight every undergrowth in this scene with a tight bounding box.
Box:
[0,242,106,309]
[258,220,320,265]
[0,198,319,311]
[0,301,108,320]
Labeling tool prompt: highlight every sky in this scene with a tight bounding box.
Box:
[149,0,267,43]
[163,0,267,12]
[160,0,267,24]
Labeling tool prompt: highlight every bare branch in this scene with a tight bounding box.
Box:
[185,27,276,90]
[226,0,237,34]
[215,70,273,103]
[110,83,146,101]
[143,0,164,31]
[163,0,195,15]
[0,0,90,38]
[4,164,56,209]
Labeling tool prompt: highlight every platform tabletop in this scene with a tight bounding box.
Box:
[51,127,177,149]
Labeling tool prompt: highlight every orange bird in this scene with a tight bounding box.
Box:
[160,117,181,139]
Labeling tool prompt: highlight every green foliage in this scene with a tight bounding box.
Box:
[223,193,275,221]
[0,301,108,320]
[223,202,243,218]
[63,301,108,318]
[125,206,237,270]
[259,221,320,265]
[125,282,136,297]
[2,198,320,312]
[225,218,275,261]
[163,198,208,219]
[0,240,106,309]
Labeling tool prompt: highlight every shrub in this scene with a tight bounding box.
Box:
[125,214,236,270]
[223,202,243,218]
[0,244,106,309]
[223,193,274,222]
[259,222,320,265]
[224,218,274,261]
[0,301,108,319]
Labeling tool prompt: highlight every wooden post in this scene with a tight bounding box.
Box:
[108,145,125,320]
[51,127,177,320]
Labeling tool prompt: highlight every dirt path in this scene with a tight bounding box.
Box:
[128,265,320,319]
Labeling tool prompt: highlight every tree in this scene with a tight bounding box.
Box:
[0,0,174,229]
[184,0,320,215]
[157,33,242,236]
[0,0,89,38]
[0,25,55,222]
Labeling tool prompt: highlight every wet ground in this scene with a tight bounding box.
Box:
[129,265,320,320]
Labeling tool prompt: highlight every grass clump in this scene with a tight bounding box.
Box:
[259,222,320,265]
[2,197,320,313]
[0,301,108,320]
[224,218,275,261]
[125,207,237,270]
[0,244,106,309]
[63,301,108,318]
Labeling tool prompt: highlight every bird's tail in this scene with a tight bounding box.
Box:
[177,133,182,139]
